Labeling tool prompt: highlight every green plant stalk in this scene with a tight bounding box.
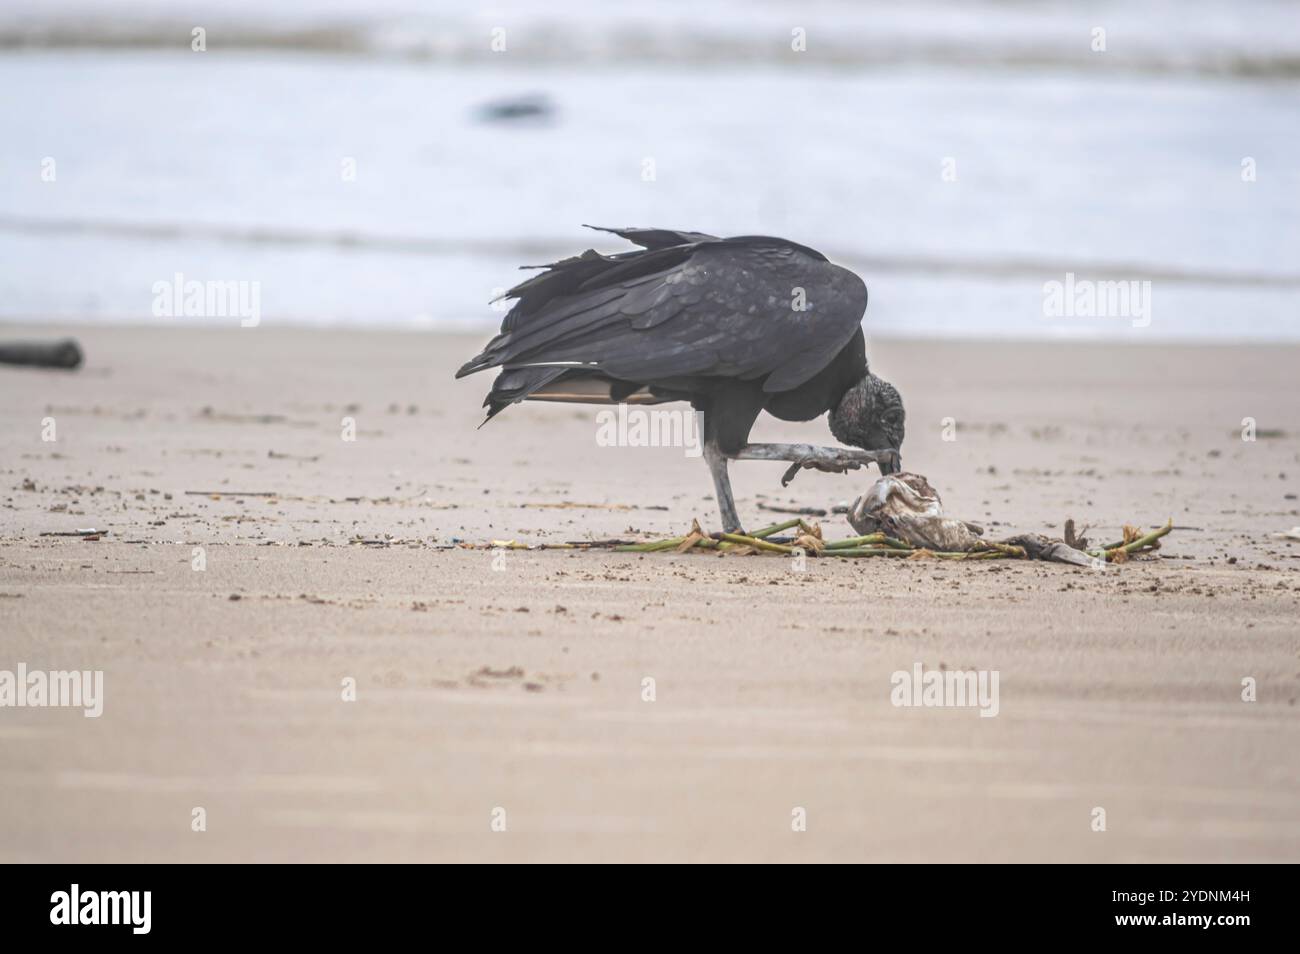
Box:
[624,517,1174,562]
[820,546,915,557]
[823,534,889,549]
[882,537,915,550]
[675,537,722,552]
[618,518,801,552]
[747,518,804,539]
[972,542,1028,558]
[718,533,795,553]
[617,537,686,552]
[1088,519,1173,560]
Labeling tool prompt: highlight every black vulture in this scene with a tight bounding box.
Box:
[456,226,904,533]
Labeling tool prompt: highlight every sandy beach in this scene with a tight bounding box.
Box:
[1,324,1297,863]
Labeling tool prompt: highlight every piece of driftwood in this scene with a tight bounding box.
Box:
[0,338,83,370]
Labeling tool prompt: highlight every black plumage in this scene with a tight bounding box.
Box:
[457,226,905,532]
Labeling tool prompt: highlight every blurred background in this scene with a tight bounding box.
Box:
[1,0,1297,339]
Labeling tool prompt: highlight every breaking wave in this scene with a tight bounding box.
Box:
[3,4,1300,79]
[3,214,1296,289]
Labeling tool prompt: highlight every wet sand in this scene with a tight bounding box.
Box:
[1,324,1298,862]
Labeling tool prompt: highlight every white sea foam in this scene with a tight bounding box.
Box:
[1,2,1297,339]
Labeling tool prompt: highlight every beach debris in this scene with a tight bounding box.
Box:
[195,407,317,427]
[184,489,282,497]
[0,338,83,370]
[267,450,320,462]
[39,528,106,540]
[757,501,830,517]
[611,471,1173,566]
[489,539,546,550]
[481,536,641,550]
[848,472,1173,566]
[1272,527,1300,541]
[1063,519,1089,550]
[518,501,637,511]
[612,515,1171,565]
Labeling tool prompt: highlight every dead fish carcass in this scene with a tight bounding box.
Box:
[847,472,1098,565]
[847,472,984,551]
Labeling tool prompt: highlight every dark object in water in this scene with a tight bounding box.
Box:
[477,94,555,122]
[456,226,904,534]
[0,338,83,370]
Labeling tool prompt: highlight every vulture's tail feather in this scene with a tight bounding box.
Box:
[479,366,569,425]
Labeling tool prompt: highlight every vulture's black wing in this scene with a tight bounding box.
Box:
[456,227,867,406]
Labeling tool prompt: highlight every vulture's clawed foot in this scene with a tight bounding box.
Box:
[780,455,862,486]
[780,448,897,487]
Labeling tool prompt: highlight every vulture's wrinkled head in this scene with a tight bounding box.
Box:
[830,372,905,473]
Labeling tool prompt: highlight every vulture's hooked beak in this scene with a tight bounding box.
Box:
[879,449,902,475]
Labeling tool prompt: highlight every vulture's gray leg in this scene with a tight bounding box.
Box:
[703,439,744,534]
[731,444,899,487]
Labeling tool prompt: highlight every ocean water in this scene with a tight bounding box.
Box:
[1,1,1297,340]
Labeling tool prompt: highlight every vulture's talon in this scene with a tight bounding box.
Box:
[780,454,863,487]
